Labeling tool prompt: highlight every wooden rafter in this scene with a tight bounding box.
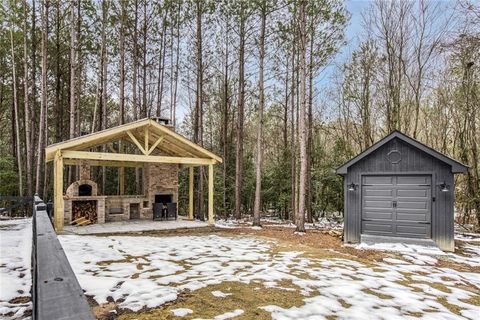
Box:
[147,136,164,155]
[126,130,147,155]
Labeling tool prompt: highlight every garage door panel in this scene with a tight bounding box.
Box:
[363,189,394,197]
[363,176,394,185]
[361,175,431,239]
[363,211,393,220]
[397,189,428,197]
[397,176,430,185]
[362,222,393,235]
[396,201,428,210]
[364,200,393,208]
[396,212,429,221]
[396,224,430,238]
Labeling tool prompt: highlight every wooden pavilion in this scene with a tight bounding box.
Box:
[45,118,222,232]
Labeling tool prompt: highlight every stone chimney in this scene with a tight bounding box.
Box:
[79,161,91,180]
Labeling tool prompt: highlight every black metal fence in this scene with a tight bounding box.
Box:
[32,196,94,320]
[0,196,34,217]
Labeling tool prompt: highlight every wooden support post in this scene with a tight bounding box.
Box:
[53,150,64,232]
[189,166,194,220]
[208,164,214,225]
[144,126,149,152]
[119,167,125,195]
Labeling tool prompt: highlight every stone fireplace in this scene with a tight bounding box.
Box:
[63,156,179,225]
[64,162,106,225]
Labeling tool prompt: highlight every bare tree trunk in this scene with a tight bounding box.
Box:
[171,0,181,127]
[23,0,32,196]
[290,27,296,222]
[54,1,62,143]
[68,0,78,185]
[30,0,37,188]
[282,55,289,219]
[296,0,307,233]
[119,0,125,126]
[141,0,148,118]
[101,0,108,193]
[156,11,167,117]
[222,16,229,219]
[10,16,24,197]
[194,0,204,220]
[35,0,48,196]
[118,0,126,195]
[253,2,267,227]
[306,19,314,223]
[235,7,246,220]
[132,0,141,194]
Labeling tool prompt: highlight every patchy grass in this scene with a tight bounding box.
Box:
[437,297,463,316]
[362,288,394,300]
[107,281,305,320]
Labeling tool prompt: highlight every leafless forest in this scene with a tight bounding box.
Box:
[0,0,479,230]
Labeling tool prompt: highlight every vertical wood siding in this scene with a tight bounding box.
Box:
[344,138,454,251]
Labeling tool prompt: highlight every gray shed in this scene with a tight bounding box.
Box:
[336,131,468,251]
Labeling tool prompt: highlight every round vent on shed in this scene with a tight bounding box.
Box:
[387,150,402,164]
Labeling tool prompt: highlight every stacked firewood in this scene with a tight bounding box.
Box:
[72,201,97,223]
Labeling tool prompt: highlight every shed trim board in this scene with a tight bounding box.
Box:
[336,131,468,174]
[359,173,433,239]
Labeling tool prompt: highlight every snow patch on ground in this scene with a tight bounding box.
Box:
[0,218,32,319]
[59,234,480,319]
[356,241,480,267]
[171,308,193,317]
[214,217,343,231]
[211,290,232,298]
[455,233,480,242]
[214,309,244,319]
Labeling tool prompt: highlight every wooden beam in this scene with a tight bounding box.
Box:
[189,166,194,220]
[208,164,214,225]
[53,150,64,232]
[147,136,164,155]
[45,119,150,161]
[62,150,216,165]
[63,159,143,168]
[144,126,149,152]
[126,130,147,155]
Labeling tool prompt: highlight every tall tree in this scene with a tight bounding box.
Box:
[296,0,307,232]
[10,6,23,197]
[100,0,108,193]
[194,0,205,220]
[35,0,49,195]
[23,0,32,196]
[253,0,267,227]
[234,1,247,220]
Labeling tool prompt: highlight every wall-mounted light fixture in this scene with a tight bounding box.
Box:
[439,181,449,192]
[348,183,357,191]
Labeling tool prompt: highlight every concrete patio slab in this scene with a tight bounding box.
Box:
[62,217,210,235]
